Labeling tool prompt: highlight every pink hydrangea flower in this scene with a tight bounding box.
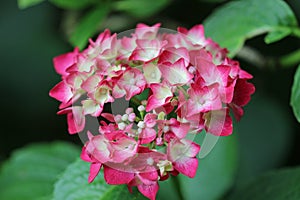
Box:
[50,23,255,200]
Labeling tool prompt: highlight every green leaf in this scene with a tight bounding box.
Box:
[177,134,238,200]
[236,93,293,185]
[0,141,80,200]
[49,0,96,10]
[264,27,292,44]
[197,0,225,3]
[114,0,170,18]
[70,3,110,49]
[229,167,300,200]
[53,159,147,200]
[157,178,181,200]
[204,0,298,57]
[18,0,45,9]
[291,64,300,123]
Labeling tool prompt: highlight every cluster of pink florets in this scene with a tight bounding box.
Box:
[50,23,255,200]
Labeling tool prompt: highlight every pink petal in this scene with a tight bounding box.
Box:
[137,182,159,200]
[53,48,78,76]
[88,163,102,183]
[129,39,166,62]
[167,139,200,161]
[146,84,172,112]
[49,81,73,104]
[80,146,92,162]
[158,47,190,66]
[158,58,193,86]
[186,84,222,117]
[81,74,102,93]
[104,166,134,185]
[58,107,85,134]
[178,24,206,46]
[174,157,198,178]
[135,23,161,39]
[204,108,233,136]
[169,118,190,139]
[140,128,157,144]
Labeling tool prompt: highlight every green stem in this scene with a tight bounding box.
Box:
[237,46,300,69]
[171,176,185,200]
[130,96,141,105]
[292,27,300,38]
[279,49,300,69]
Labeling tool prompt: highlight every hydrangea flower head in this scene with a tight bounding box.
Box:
[50,23,255,200]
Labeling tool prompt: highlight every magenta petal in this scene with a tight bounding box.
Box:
[80,146,92,162]
[174,157,198,178]
[137,182,159,200]
[49,81,73,104]
[88,163,102,183]
[53,48,78,76]
[104,166,134,185]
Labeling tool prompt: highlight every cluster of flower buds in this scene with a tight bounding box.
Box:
[50,23,255,200]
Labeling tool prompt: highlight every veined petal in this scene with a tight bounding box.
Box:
[53,48,79,76]
[158,47,190,66]
[146,84,172,112]
[204,108,233,136]
[137,182,159,200]
[143,62,161,84]
[57,106,85,134]
[158,58,193,86]
[88,163,102,183]
[49,81,73,104]
[173,157,198,178]
[104,166,134,185]
[82,99,102,117]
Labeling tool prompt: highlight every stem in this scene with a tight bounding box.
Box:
[292,27,300,38]
[237,46,300,69]
[279,49,300,69]
[130,96,141,105]
[171,176,185,200]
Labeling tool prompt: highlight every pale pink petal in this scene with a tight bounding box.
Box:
[135,23,161,39]
[143,62,161,84]
[158,58,193,86]
[158,47,190,66]
[82,99,102,117]
[81,74,102,93]
[140,128,157,144]
[129,39,166,62]
[146,84,173,112]
[169,118,190,139]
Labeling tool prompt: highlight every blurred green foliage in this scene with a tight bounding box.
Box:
[1,0,300,199]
